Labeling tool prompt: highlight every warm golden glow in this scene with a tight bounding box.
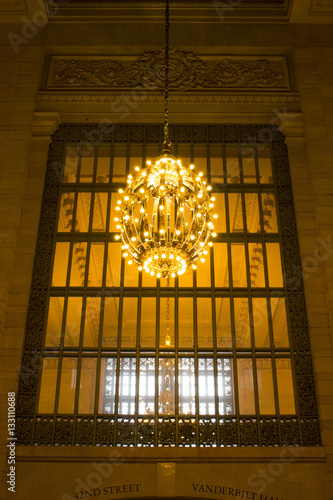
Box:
[116,154,216,278]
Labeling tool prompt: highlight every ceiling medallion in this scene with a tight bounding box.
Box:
[114,0,217,280]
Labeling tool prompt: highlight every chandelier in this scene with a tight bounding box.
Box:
[114,0,217,280]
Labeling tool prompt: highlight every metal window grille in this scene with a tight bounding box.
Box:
[16,123,320,447]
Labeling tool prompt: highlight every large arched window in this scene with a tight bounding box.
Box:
[17,123,320,447]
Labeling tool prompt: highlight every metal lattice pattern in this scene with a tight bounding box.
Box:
[16,123,320,447]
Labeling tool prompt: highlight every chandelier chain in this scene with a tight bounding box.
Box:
[163,0,170,153]
[166,277,170,341]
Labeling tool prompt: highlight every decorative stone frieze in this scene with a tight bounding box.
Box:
[46,51,291,91]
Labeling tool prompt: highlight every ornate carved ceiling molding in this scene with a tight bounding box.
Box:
[48,0,291,22]
[37,92,300,106]
[54,0,287,5]
[46,51,291,92]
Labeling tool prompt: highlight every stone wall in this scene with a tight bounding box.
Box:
[0,45,46,498]
[292,46,333,500]
[0,41,333,500]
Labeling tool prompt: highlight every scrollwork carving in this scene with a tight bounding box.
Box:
[199,418,217,446]
[178,418,196,447]
[219,418,238,446]
[116,418,135,446]
[260,418,279,446]
[34,417,54,445]
[137,418,155,446]
[75,417,94,445]
[55,416,74,445]
[96,417,115,446]
[158,418,176,446]
[49,52,290,91]
[240,418,259,446]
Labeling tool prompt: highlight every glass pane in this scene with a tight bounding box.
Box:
[145,144,159,165]
[252,298,270,347]
[237,359,255,414]
[70,243,87,287]
[217,358,234,415]
[216,298,232,347]
[64,297,82,346]
[196,248,211,287]
[210,145,223,181]
[38,358,58,413]
[160,297,175,348]
[88,243,104,287]
[58,193,75,232]
[99,358,117,414]
[129,144,143,175]
[142,269,156,287]
[139,358,155,414]
[75,192,91,232]
[178,298,193,348]
[124,258,139,287]
[78,358,97,413]
[179,358,195,415]
[109,192,122,232]
[178,269,193,288]
[262,193,278,233]
[178,144,190,166]
[257,359,275,414]
[121,298,137,348]
[106,243,121,287]
[102,297,119,347]
[92,193,108,232]
[83,297,101,347]
[140,298,156,348]
[197,298,213,348]
[271,297,289,347]
[63,145,79,183]
[228,193,243,232]
[45,297,64,347]
[112,145,126,183]
[198,358,215,415]
[52,242,70,286]
[58,358,77,413]
[258,148,273,183]
[245,193,261,233]
[80,153,94,183]
[226,146,240,183]
[234,298,251,347]
[241,148,256,183]
[159,358,175,414]
[213,193,226,233]
[194,145,207,179]
[231,244,247,287]
[276,359,295,414]
[248,243,265,287]
[96,146,110,183]
[118,358,136,415]
[266,243,284,287]
[214,243,229,287]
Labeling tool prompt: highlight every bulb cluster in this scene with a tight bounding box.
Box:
[115,154,217,279]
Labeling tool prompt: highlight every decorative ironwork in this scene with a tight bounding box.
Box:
[16,123,320,448]
[137,418,155,447]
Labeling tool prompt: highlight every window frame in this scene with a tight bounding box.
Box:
[16,123,320,447]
